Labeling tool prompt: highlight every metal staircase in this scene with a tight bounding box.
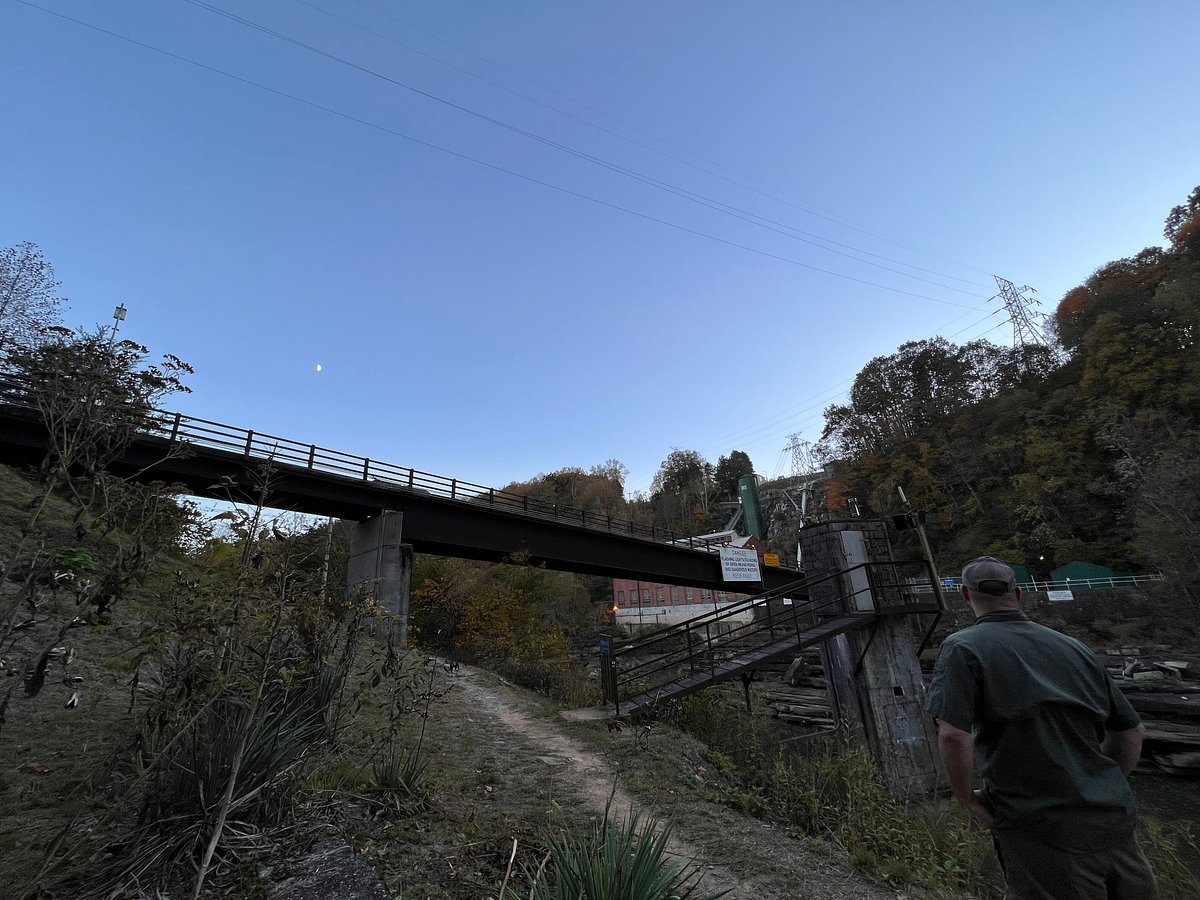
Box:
[585,559,942,720]
[612,612,875,717]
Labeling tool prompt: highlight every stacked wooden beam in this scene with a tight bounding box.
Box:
[1104,653,1200,774]
[764,648,1200,775]
[763,685,834,727]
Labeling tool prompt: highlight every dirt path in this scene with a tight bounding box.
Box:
[447,664,910,900]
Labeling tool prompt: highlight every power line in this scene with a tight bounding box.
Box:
[179,0,990,300]
[697,308,1004,446]
[15,0,984,311]
[692,384,852,456]
[295,0,992,291]
[345,0,997,280]
[12,1,1024,494]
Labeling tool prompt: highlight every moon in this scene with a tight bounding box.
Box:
[315,364,322,372]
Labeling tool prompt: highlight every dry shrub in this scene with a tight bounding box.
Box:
[767,744,999,894]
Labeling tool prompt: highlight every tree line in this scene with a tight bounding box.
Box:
[814,185,1200,611]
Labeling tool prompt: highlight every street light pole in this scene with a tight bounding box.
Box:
[897,485,944,610]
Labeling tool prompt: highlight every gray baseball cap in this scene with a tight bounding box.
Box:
[962,556,1017,596]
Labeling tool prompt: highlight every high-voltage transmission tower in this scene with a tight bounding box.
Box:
[991,276,1044,347]
[785,433,819,479]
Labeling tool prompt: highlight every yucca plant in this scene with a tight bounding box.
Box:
[511,812,726,900]
[370,663,435,812]
[371,743,430,802]
[147,668,333,823]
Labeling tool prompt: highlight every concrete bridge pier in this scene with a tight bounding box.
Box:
[801,520,943,797]
[347,511,412,646]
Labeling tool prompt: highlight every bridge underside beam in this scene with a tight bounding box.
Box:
[0,414,804,594]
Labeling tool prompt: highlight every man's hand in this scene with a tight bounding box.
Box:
[963,789,995,827]
[1103,724,1145,776]
[937,721,994,827]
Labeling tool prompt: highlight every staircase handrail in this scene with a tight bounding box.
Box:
[610,559,939,697]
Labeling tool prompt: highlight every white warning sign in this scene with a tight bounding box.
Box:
[719,547,762,582]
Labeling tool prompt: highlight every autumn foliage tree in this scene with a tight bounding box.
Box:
[408,555,595,699]
[1164,184,1200,249]
[501,460,629,518]
[816,185,1200,613]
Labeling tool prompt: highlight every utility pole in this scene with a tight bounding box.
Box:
[110,303,127,341]
[897,485,944,611]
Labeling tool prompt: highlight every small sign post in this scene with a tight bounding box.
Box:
[599,635,618,710]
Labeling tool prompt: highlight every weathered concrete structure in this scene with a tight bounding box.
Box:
[800,520,943,797]
[347,511,412,646]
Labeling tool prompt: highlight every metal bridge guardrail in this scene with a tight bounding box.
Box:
[908,573,1164,594]
[1018,575,1165,591]
[0,373,735,552]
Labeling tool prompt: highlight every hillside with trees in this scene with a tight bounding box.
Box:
[813,186,1199,617]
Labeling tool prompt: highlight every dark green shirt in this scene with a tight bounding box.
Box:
[925,610,1140,851]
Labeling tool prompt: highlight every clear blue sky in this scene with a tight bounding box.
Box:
[3,1,1197,497]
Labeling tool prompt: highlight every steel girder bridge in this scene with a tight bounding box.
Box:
[0,381,803,593]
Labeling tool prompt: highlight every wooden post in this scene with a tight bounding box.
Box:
[800,520,943,797]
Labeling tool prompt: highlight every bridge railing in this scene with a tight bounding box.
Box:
[0,373,741,554]
[907,573,1164,595]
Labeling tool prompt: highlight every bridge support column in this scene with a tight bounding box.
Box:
[347,511,412,647]
[800,520,942,797]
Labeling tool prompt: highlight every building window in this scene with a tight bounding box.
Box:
[686,587,694,601]
[642,589,651,602]
[655,589,665,605]
[701,589,711,601]
[617,590,625,606]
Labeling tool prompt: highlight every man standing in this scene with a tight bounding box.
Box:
[925,556,1157,899]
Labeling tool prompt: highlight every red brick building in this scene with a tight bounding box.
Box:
[610,578,753,611]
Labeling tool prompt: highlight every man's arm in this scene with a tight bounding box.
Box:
[937,721,994,826]
[1103,723,1144,776]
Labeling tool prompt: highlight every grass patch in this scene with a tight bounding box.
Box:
[306,758,370,794]
[495,658,602,709]
[1140,817,1200,900]
[649,688,1002,894]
